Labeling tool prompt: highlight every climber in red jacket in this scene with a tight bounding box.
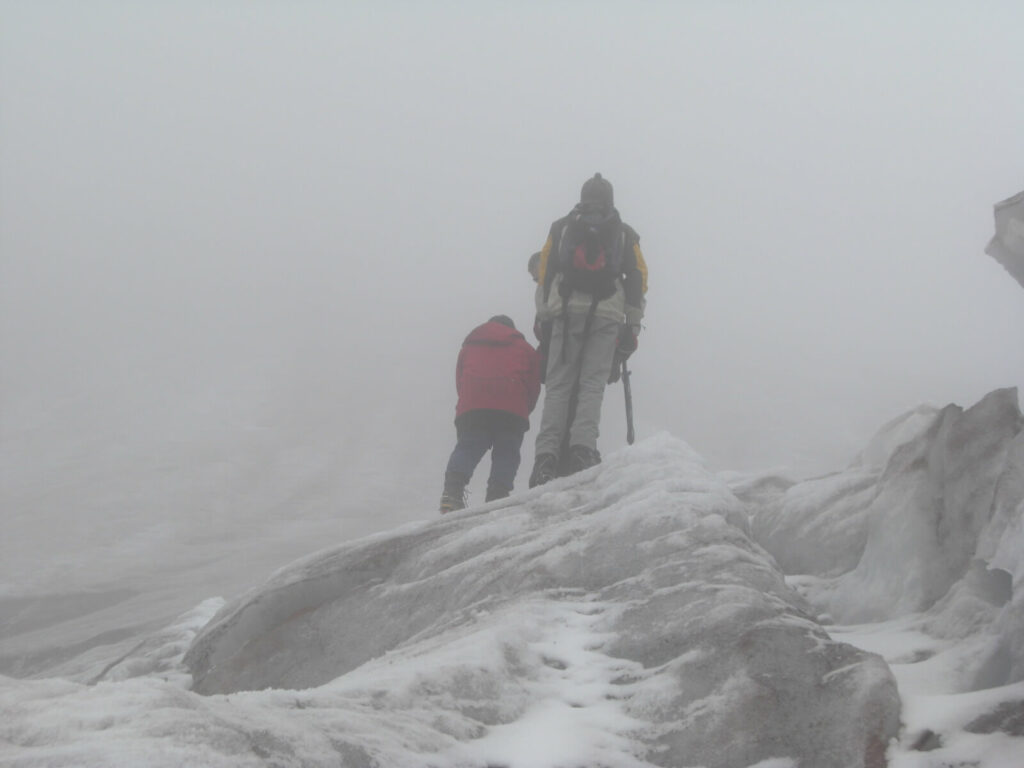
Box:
[439,315,541,513]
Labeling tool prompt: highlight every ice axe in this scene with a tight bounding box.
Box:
[621,358,635,445]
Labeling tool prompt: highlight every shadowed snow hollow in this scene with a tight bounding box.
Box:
[185,434,898,768]
[745,404,941,577]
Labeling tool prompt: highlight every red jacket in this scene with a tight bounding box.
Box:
[455,321,541,426]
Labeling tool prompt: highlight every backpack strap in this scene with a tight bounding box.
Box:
[541,215,572,305]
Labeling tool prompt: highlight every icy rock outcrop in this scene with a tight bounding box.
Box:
[750,467,880,577]
[746,388,1024,689]
[982,431,1024,685]
[985,188,1024,290]
[829,388,1023,623]
[850,405,943,472]
[186,435,898,768]
[745,405,940,578]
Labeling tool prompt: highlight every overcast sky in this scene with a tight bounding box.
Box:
[2,1,1024,592]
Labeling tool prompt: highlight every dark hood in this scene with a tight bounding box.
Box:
[464,321,526,347]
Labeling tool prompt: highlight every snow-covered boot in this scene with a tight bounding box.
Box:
[485,483,511,502]
[439,472,468,514]
[528,453,559,488]
[566,445,601,475]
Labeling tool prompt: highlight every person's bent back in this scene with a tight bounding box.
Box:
[440,316,541,513]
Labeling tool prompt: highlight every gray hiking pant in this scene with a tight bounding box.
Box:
[534,312,619,457]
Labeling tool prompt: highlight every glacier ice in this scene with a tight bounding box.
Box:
[184,434,899,768]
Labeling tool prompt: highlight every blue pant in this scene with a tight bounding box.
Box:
[445,412,526,493]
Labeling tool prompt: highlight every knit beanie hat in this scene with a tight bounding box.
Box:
[489,315,515,329]
[580,172,613,209]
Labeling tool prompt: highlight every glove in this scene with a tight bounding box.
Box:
[534,319,552,353]
[617,324,639,357]
[608,352,624,384]
[534,317,553,341]
[608,326,639,383]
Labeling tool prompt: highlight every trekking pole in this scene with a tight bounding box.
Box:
[558,300,600,475]
[621,358,635,445]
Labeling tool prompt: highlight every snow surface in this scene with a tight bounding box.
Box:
[2,391,1024,767]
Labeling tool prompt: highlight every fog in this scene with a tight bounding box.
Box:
[2,2,1023,600]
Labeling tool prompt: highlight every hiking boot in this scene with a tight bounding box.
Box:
[529,453,559,488]
[485,484,511,503]
[566,445,601,475]
[439,472,468,514]
[439,488,466,514]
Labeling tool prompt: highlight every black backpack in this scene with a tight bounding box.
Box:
[555,205,626,301]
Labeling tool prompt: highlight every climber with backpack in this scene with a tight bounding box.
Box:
[528,173,648,487]
[439,315,542,513]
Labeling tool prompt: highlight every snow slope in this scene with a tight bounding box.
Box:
[2,390,1024,767]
